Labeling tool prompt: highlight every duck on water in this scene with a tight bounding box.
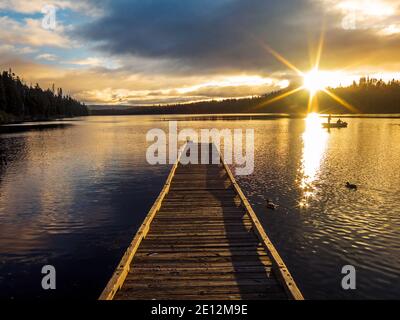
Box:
[346,182,358,190]
[266,199,279,210]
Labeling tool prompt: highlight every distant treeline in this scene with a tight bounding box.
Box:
[91,77,400,115]
[0,69,89,124]
[323,78,400,114]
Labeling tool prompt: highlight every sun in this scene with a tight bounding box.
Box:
[258,36,359,113]
[303,68,326,96]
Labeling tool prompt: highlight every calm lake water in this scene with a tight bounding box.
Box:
[0,115,399,299]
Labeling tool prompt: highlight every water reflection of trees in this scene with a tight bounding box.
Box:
[0,135,28,182]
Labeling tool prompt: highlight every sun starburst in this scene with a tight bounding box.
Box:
[256,28,358,114]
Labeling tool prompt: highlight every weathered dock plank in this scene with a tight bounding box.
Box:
[99,143,303,300]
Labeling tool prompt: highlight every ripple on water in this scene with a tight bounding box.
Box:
[0,116,400,299]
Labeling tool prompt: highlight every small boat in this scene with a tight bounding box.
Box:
[322,122,348,128]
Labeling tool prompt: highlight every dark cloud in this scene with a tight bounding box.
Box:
[78,0,324,73]
[77,0,400,75]
[321,28,400,69]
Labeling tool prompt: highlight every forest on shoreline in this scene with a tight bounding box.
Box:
[91,77,400,115]
[0,70,89,124]
[2,70,399,124]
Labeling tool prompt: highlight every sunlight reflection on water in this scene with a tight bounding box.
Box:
[298,113,329,208]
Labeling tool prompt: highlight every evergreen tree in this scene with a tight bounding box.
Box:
[0,76,6,111]
[0,69,89,123]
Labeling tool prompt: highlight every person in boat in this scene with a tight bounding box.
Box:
[328,114,332,124]
[337,119,343,125]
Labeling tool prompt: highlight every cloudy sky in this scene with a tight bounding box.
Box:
[0,0,399,105]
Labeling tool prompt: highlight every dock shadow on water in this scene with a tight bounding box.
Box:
[205,144,287,300]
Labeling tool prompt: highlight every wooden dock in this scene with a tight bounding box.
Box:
[100,143,303,300]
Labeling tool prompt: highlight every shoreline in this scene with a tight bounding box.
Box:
[0,117,70,125]
[87,112,400,120]
[0,122,72,134]
[0,114,84,126]
[2,113,400,128]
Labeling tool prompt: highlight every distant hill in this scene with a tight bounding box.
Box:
[90,78,400,115]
